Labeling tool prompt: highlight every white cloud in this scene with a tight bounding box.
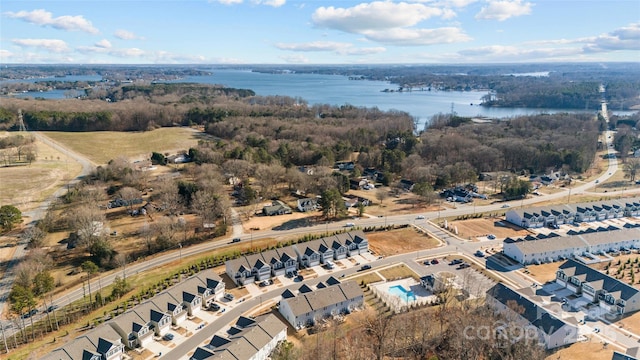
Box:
[210,0,285,6]
[4,9,99,34]
[475,0,532,21]
[252,0,286,7]
[275,41,352,52]
[364,27,471,46]
[211,0,243,4]
[275,41,386,56]
[312,1,453,33]
[280,54,310,63]
[311,1,466,47]
[584,23,640,52]
[95,39,112,48]
[12,38,70,53]
[0,49,14,59]
[114,29,143,40]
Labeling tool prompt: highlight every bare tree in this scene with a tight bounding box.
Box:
[375,188,389,205]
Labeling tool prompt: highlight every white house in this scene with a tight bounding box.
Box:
[278,281,364,329]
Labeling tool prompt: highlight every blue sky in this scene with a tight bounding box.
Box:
[1,0,638,64]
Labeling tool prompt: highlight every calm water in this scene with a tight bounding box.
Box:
[175,69,602,130]
[5,70,635,131]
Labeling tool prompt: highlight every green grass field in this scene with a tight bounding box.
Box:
[42,127,203,165]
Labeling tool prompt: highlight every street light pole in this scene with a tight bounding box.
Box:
[178,243,182,262]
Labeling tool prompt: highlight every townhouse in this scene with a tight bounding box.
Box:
[226,231,369,285]
[190,313,287,360]
[555,259,640,315]
[278,280,364,329]
[503,227,640,265]
[41,324,125,360]
[505,197,640,229]
[46,269,226,354]
[486,283,579,350]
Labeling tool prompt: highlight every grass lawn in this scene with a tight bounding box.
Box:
[367,227,441,256]
[378,263,419,282]
[545,339,616,360]
[42,127,203,165]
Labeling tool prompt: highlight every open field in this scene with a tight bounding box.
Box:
[42,127,204,165]
[0,132,83,214]
[367,227,441,256]
[447,217,531,241]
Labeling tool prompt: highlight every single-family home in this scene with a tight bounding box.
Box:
[108,309,154,349]
[150,292,187,325]
[297,198,318,212]
[262,200,292,216]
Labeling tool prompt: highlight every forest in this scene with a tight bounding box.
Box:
[0,81,610,181]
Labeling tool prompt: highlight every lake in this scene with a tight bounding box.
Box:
[5,70,635,131]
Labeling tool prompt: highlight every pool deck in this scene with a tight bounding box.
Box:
[373,278,437,311]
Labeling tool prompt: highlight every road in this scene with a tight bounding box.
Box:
[0,132,95,323]
[5,101,637,346]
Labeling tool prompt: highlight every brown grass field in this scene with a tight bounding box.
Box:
[546,340,616,360]
[41,127,205,165]
[367,227,441,256]
[447,217,531,241]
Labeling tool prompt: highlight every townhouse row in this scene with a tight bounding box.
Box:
[505,197,640,229]
[225,230,369,286]
[555,259,640,316]
[190,314,287,360]
[42,269,225,359]
[278,278,364,330]
[503,227,640,265]
[486,283,579,350]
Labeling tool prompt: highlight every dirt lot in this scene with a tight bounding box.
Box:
[546,340,615,360]
[526,262,563,284]
[367,227,441,256]
[447,217,531,241]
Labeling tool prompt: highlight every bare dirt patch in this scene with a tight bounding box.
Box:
[367,227,441,256]
[526,262,563,284]
[447,217,531,241]
[546,339,615,360]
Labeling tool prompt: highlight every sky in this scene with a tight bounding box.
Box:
[1,0,639,64]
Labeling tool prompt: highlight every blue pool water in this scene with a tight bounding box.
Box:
[388,285,416,303]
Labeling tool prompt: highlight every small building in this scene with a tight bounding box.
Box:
[263,200,292,216]
[297,198,318,212]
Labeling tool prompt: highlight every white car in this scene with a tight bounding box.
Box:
[416,215,425,219]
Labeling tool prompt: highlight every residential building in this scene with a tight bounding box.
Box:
[505,197,639,229]
[225,231,369,285]
[503,227,640,265]
[278,281,364,329]
[486,283,579,349]
[108,309,154,349]
[190,314,287,360]
[296,198,318,212]
[41,324,125,360]
[555,259,640,315]
[262,200,292,216]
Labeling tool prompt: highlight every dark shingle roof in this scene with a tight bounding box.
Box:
[487,283,566,335]
[559,259,639,301]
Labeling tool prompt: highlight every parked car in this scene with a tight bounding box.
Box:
[209,303,221,311]
[259,279,272,287]
[430,259,439,264]
[475,250,485,257]
[423,260,431,265]
[487,234,496,240]
[458,263,471,269]
[224,293,235,301]
[449,259,462,265]
[163,333,174,341]
[501,204,510,208]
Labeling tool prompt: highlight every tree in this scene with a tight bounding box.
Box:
[111,276,130,299]
[375,188,389,205]
[319,188,345,219]
[623,158,640,183]
[413,181,436,205]
[22,226,46,248]
[0,205,22,232]
[81,260,99,309]
[117,186,142,212]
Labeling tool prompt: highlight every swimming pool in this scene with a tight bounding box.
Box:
[388,285,416,303]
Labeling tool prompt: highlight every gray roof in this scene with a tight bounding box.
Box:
[559,259,639,301]
[282,281,363,318]
[109,309,147,334]
[41,336,99,360]
[487,283,568,335]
